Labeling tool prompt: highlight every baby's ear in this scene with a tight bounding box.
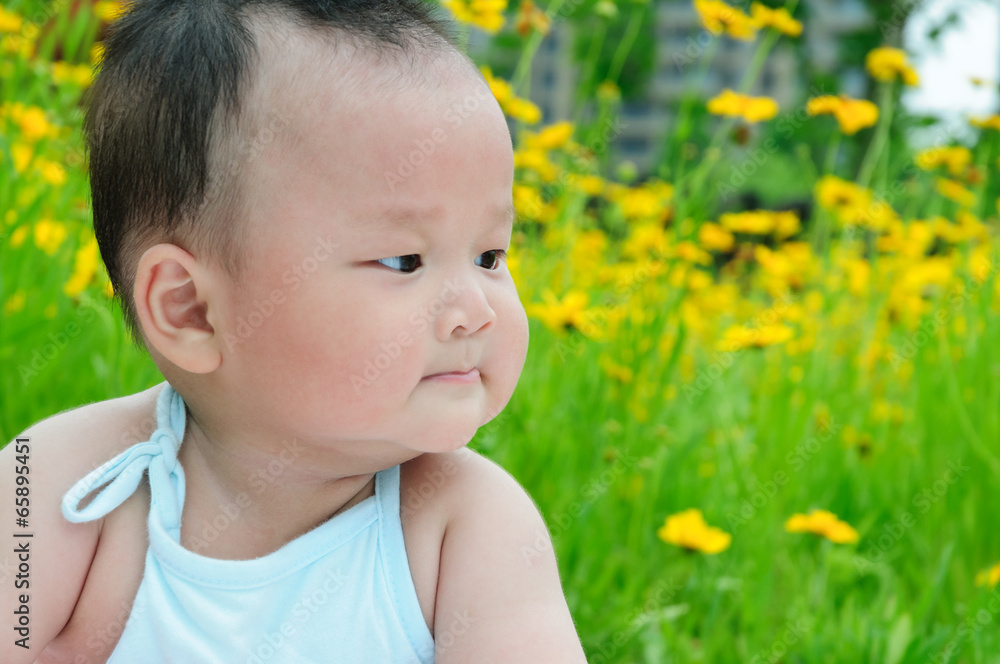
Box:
[134,243,223,374]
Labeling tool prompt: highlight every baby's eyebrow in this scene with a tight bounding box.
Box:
[365,201,515,230]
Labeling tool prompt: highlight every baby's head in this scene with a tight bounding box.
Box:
[87,0,528,454]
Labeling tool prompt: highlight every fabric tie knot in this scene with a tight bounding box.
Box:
[150,426,179,475]
[62,384,188,539]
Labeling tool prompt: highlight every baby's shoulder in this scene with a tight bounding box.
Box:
[4,383,164,496]
[400,447,539,524]
[0,383,163,663]
[399,449,586,662]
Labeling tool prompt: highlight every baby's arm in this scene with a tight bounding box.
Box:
[0,412,104,664]
[432,449,586,663]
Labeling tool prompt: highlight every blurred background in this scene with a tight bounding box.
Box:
[2,0,1000,661]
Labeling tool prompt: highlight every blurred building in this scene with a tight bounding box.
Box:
[524,0,874,176]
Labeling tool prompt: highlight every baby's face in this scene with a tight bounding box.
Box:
[215,50,528,456]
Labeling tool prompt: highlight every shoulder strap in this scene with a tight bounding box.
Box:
[62,384,187,540]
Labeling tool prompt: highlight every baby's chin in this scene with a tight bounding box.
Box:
[397,414,488,455]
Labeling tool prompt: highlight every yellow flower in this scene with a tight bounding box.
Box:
[480,66,541,124]
[865,47,919,86]
[52,61,94,87]
[95,1,128,23]
[38,160,67,186]
[598,354,633,384]
[33,219,68,255]
[916,145,972,178]
[567,173,605,197]
[3,289,26,315]
[11,142,33,173]
[523,121,574,150]
[7,104,59,142]
[970,115,1000,132]
[596,80,621,102]
[512,183,555,223]
[806,95,878,135]
[698,222,734,252]
[623,223,669,259]
[514,145,558,181]
[936,178,976,208]
[976,562,1000,588]
[1,34,33,59]
[815,175,870,213]
[694,0,758,41]
[673,241,712,266]
[707,89,779,123]
[525,289,592,335]
[717,322,794,351]
[515,0,550,36]
[750,2,802,37]
[785,509,859,544]
[65,237,102,297]
[443,0,507,34]
[0,7,24,34]
[506,96,541,124]
[10,225,28,248]
[658,509,731,554]
[607,180,673,223]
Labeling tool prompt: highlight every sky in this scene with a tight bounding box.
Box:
[903,0,1000,145]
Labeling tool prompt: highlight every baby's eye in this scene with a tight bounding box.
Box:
[376,255,422,273]
[475,249,507,271]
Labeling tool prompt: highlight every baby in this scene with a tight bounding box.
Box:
[0,1,585,662]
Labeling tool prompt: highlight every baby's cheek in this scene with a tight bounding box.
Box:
[490,295,529,405]
[342,318,423,391]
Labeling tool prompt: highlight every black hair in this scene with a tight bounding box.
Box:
[85,0,459,346]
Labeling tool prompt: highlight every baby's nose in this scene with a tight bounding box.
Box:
[431,275,497,341]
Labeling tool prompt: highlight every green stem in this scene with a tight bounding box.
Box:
[512,0,567,97]
[675,25,786,224]
[606,6,644,85]
[571,23,607,127]
[857,82,895,190]
[823,131,841,176]
[971,130,997,219]
[937,321,1000,474]
[665,37,721,181]
[735,27,783,97]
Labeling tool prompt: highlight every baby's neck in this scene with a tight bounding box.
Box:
[175,423,379,560]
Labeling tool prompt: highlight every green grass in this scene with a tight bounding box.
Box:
[3,1,1000,661]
